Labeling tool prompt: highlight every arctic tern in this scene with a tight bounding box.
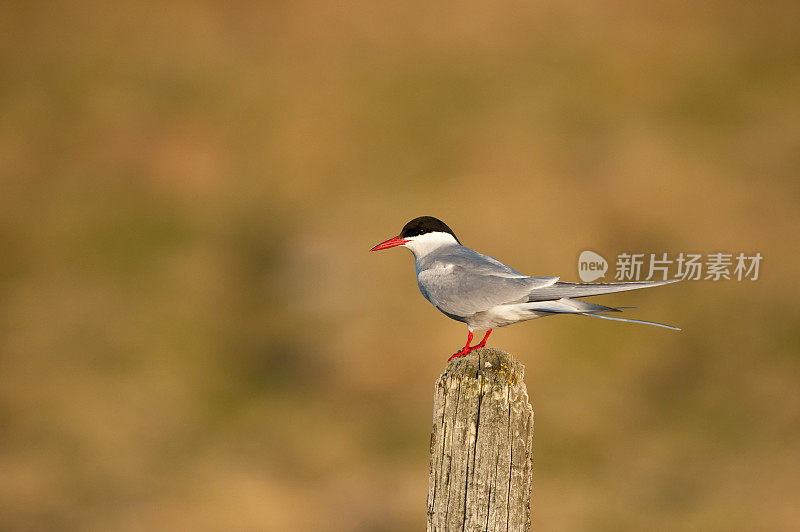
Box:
[370,216,679,361]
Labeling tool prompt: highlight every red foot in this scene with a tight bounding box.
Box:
[448,346,473,361]
[447,329,493,362]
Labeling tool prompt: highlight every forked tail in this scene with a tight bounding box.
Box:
[526,297,680,331]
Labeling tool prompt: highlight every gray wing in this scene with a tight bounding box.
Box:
[424,246,556,280]
[527,279,679,301]
[417,246,558,317]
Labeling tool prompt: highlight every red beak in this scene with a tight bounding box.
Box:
[370,236,409,251]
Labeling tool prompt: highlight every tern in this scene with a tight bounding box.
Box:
[371,216,679,361]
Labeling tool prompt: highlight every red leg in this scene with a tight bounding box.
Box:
[448,331,474,361]
[473,329,492,349]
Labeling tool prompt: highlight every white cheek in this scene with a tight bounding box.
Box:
[404,232,458,257]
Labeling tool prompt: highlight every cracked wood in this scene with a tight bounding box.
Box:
[427,348,534,531]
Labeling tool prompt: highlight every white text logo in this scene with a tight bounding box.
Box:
[578,250,608,282]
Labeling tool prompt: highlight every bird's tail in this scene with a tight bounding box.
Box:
[525,298,680,331]
[527,278,680,301]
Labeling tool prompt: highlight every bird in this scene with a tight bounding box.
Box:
[370,216,680,361]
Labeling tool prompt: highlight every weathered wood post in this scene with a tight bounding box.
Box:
[427,347,534,531]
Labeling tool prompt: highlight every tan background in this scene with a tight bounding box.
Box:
[1,1,799,530]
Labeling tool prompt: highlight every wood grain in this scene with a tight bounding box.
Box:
[427,348,534,531]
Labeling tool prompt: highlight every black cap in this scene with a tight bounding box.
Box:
[399,216,460,243]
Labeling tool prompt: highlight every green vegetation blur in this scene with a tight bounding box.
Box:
[1,1,798,530]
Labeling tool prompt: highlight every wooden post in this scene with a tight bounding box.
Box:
[427,347,534,531]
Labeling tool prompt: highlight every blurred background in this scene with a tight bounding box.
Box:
[1,1,799,530]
